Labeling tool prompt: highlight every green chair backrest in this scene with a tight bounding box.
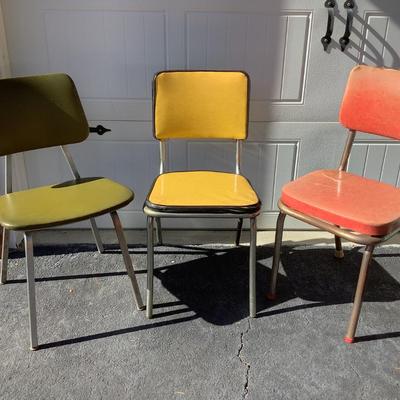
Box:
[0,73,89,156]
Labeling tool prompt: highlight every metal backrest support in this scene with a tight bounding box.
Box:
[338,129,356,171]
[154,70,249,175]
[158,139,242,175]
[0,73,89,157]
[340,65,400,141]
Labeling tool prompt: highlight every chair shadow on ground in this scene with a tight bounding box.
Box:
[154,245,400,325]
[8,243,223,259]
[7,244,400,348]
[7,244,221,283]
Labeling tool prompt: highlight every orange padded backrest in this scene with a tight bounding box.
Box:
[340,65,400,140]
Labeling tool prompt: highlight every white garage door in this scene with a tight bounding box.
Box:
[1,0,400,229]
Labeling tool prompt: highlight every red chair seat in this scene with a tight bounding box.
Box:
[281,170,400,236]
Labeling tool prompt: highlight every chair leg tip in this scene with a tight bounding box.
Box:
[334,250,345,259]
[30,346,39,351]
[343,336,354,344]
[137,305,145,311]
[266,292,277,300]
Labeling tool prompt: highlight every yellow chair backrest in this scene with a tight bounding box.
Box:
[153,71,249,140]
[0,73,89,156]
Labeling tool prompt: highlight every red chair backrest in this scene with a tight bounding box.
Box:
[340,65,400,140]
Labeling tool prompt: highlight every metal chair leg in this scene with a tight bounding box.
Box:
[90,218,104,253]
[155,217,163,246]
[267,212,286,300]
[24,233,38,350]
[249,217,257,318]
[110,211,144,310]
[334,235,344,259]
[235,218,243,246]
[146,217,155,318]
[344,245,374,344]
[0,227,9,284]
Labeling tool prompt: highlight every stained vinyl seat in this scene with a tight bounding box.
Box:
[281,169,400,236]
[268,65,400,344]
[146,171,260,214]
[0,178,133,231]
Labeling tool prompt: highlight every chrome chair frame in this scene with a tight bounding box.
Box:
[268,129,400,343]
[0,147,144,350]
[144,139,260,319]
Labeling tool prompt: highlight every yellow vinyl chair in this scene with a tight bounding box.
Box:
[144,71,261,319]
[0,73,143,350]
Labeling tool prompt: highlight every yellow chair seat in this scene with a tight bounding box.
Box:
[0,177,133,231]
[146,171,260,214]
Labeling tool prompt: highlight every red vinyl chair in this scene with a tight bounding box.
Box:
[267,65,400,343]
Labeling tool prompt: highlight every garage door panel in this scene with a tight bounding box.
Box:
[348,142,400,187]
[45,10,166,99]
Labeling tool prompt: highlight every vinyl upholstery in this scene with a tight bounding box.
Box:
[0,73,89,156]
[146,171,260,214]
[281,170,400,236]
[0,73,134,231]
[154,71,248,140]
[0,178,133,231]
[280,65,400,236]
[340,65,400,140]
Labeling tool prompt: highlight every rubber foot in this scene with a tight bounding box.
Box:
[30,346,39,351]
[343,336,354,344]
[266,292,277,300]
[334,250,345,259]
[137,305,146,311]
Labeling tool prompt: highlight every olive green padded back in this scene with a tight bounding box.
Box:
[0,73,89,156]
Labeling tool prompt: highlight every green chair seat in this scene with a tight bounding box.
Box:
[0,177,133,231]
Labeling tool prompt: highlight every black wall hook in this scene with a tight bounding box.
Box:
[89,125,111,135]
[321,0,336,51]
[339,0,355,51]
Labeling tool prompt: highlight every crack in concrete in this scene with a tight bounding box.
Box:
[237,318,251,400]
[349,363,365,400]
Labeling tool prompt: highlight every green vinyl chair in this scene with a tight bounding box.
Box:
[0,73,144,350]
